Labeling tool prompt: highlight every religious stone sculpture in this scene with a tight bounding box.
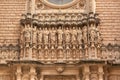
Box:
[57,26,63,45]
[77,27,83,45]
[32,26,37,45]
[24,25,31,47]
[65,27,71,44]
[50,27,57,45]
[89,25,97,43]
[38,27,43,44]
[71,27,77,45]
[83,26,87,44]
[43,27,49,45]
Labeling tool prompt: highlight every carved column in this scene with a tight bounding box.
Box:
[83,65,90,80]
[98,65,104,80]
[16,66,22,80]
[30,66,37,80]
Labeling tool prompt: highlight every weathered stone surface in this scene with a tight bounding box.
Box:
[0,0,119,80]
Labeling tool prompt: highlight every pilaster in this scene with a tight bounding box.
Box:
[83,65,90,80]
[30,66,37,80]
[16,66,22,80]
[98,65,104,80]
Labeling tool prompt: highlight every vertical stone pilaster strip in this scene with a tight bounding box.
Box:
[98,65,104,80]
[16,66,22,80]
[30,66,36,80]
[83,65,90,80]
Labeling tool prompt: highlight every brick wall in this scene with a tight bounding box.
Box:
[96,0,120,45]
[0,0,120,45]
[0,0,26,45]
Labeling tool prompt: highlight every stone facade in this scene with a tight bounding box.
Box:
[0,0,120,80]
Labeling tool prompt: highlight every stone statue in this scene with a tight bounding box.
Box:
[83,26,87,44]
[20,28,25,46]
[32,26,37,44]
[90,25,96,42]
[71,27,77,44]
[77,27,82,44]
[24,25,31,47]
[25,47,30,57]
[57,26,63,45]
[58,49,64,59]
[43,27,49,45]
[50,27,56,44]
[65,27,71,44]
[38,27,43,44]
[66,46,71,59]
[51,47,56,60]
[32,47,37,58]
[44,49,49,59]
[38,46,43,59]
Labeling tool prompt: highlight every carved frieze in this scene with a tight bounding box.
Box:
[0,44,19,61]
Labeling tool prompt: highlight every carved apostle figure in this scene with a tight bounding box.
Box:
[43,27,49,45]
[50,27,56,44]
[57,26,63,45]
[66,46,72,59]
[32,45,37,58]
[24,25,31,47]
[71,27,77,44]
[83,26,87,44]
[32,26,37,44]
[77,27,82,44]
[65,27,71,44]
[90,25,96,42]
[38,27,43,44]
[51,46,56,59]
[20,27,25,46]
